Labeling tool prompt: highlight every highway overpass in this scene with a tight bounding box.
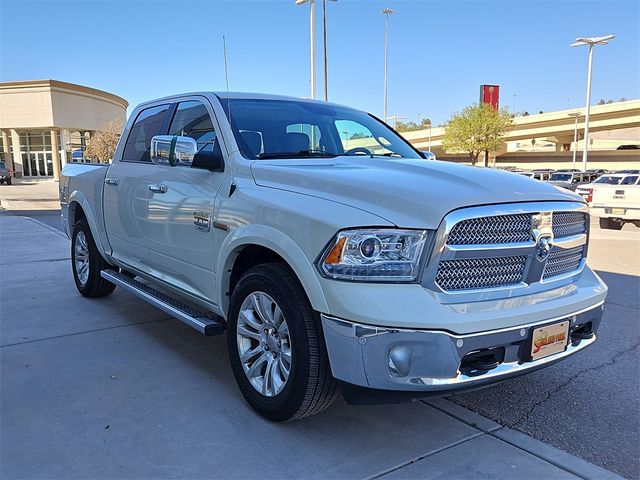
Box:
[401,99,640,155]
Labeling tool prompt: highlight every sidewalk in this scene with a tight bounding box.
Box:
[0,178,60,211]
[0,214,622,479]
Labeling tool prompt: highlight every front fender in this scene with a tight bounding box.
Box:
[216,224,329,316]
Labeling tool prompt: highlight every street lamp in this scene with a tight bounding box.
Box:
[322,0,337,101]
[571,34,615,170]
[382,8,395,123]
[567,112,580,169]
[296,0,317,99]
[424,119,432,152]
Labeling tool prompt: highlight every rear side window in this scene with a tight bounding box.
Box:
[122,104,169,162]
[620,176,639,185]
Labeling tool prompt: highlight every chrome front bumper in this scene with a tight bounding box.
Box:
[321,301,603,393]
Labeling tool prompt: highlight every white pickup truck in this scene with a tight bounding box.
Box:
[60,93,607,421]
[589,177,640,230]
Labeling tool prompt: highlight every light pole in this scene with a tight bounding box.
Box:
[571,34,614,170]
[296,0,317,99]
[322,0,337,101]
[425,120,432,152]
[567,112,580,169]
[382,8,394,123]
[512,94,516,115]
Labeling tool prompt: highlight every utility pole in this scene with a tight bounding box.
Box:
[382,8,394,122]
[296,0,317,99]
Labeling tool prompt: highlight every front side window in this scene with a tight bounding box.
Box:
[122,104,169,162]
[595,175,622,185]
[220,98,420,160]
[168,101,221,167]
[550,173,572,182]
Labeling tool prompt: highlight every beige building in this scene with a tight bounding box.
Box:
[0,80,128,179]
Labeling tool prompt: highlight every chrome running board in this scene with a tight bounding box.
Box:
[101,270,225,336]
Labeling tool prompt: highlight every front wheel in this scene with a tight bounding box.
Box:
[227,263,337,421]
[71,218,116,297]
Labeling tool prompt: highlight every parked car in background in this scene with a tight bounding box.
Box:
[615,169,640,174]
[585,168,610,177]
[0,161,12,185]
[515,170,553,181]
[591,180,640,229]
[549,171,593,191]
[59,91,607,421]
[576,174,640,202]
[532,169,554,181]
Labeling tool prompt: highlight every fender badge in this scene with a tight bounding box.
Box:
[193,211,211,232]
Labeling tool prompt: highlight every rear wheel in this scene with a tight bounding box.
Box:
[6,178,11,185]
[599,218,623,230]
[71,218,116,297]
[227,263,337,421]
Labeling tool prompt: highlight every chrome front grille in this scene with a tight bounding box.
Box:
[425,202,589,298]
[446,212,587,246]
[435,256,527,291]
[446,214,531,245]
[543,246,585,279]
[552,212,587,238]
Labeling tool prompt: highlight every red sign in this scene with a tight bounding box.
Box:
[480,85,500,110]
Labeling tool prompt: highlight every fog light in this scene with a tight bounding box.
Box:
[388,346,412,377]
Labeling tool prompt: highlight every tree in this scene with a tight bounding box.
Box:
[442,104,512,165]
[85,118,124,163]
[395,117,432,132]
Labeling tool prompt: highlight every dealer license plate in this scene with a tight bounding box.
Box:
[611,208,625,215]
[530,321,569,361]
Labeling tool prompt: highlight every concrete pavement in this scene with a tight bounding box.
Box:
[451,224,640,479]
[0,214,622,479]
[0,178,60,211]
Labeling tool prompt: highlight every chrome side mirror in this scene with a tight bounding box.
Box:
[420,151,437,161]
[150,135,198,167]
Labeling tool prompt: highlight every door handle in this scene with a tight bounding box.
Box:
[148,184,168,194]
[104,177,119,186]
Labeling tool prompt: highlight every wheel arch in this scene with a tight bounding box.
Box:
[66,191,110,260]
[218,225,329,317]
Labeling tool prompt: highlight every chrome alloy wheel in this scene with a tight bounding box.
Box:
[74,230,90,286]
[236,292,292,397]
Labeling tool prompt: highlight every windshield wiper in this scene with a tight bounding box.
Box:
[258,150,337,159]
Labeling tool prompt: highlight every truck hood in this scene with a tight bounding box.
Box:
[251,157,583,228]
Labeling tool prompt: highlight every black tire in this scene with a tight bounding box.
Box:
[71,217,117,297]
[227,263,337,421]
[599,218,623,230]
[6,178,11,185]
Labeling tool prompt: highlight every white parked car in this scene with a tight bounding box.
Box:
[59,93,607,421]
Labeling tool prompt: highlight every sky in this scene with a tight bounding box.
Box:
[1,0,638,125]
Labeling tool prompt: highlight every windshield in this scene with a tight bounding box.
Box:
[550,173,572,181]
[0,161,6,169]
[220,98,421,160]
[594,175,623,185]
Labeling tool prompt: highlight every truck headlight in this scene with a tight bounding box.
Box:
[319,229,429,282]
